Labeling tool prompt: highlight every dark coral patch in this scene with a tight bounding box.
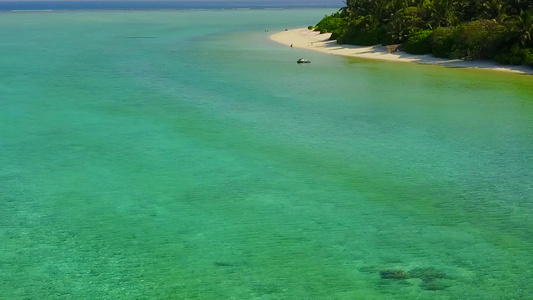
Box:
[409,267,446,280]
[379,269,409,280]
[420,278,448,291]
[213,261,235,267]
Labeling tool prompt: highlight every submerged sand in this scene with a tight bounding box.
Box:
[270,28,533,75]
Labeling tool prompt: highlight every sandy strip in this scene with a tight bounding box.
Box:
[270,28,533,75]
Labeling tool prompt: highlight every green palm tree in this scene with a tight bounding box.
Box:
[482,0,508,21]
[517,10,533,46]
[428,0,459,27]
[506,10,533,46]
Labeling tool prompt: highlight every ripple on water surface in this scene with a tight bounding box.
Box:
[1,9,532,300]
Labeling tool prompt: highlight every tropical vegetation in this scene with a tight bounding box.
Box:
[313,0,533,65]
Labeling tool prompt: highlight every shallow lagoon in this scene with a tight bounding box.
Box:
[1,9,532,299]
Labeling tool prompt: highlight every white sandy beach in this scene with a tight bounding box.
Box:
[271,28,533,75]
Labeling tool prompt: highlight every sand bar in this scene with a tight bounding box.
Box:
[270,28,533,75]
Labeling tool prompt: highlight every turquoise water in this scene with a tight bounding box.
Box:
[1,9,532,299]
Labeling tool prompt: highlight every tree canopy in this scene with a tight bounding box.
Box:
[313,0,533,65]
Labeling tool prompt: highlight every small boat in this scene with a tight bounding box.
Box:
[297,58,311,64]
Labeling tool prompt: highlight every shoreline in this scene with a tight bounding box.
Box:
[0,7,340,14]
[270,28,533,75]
[1,8,335,13]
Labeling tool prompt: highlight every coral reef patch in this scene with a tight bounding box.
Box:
[379,269,409,280]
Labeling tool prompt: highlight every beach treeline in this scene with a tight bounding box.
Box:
[313,0,533,65]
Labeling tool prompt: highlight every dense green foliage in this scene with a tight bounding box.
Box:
[404,29,433,54]
[314,0,533,65]
[314,12,347,34]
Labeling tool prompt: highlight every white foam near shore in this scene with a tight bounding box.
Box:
[270,28,533,75]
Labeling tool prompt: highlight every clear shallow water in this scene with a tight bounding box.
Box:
[1,9,532,299]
